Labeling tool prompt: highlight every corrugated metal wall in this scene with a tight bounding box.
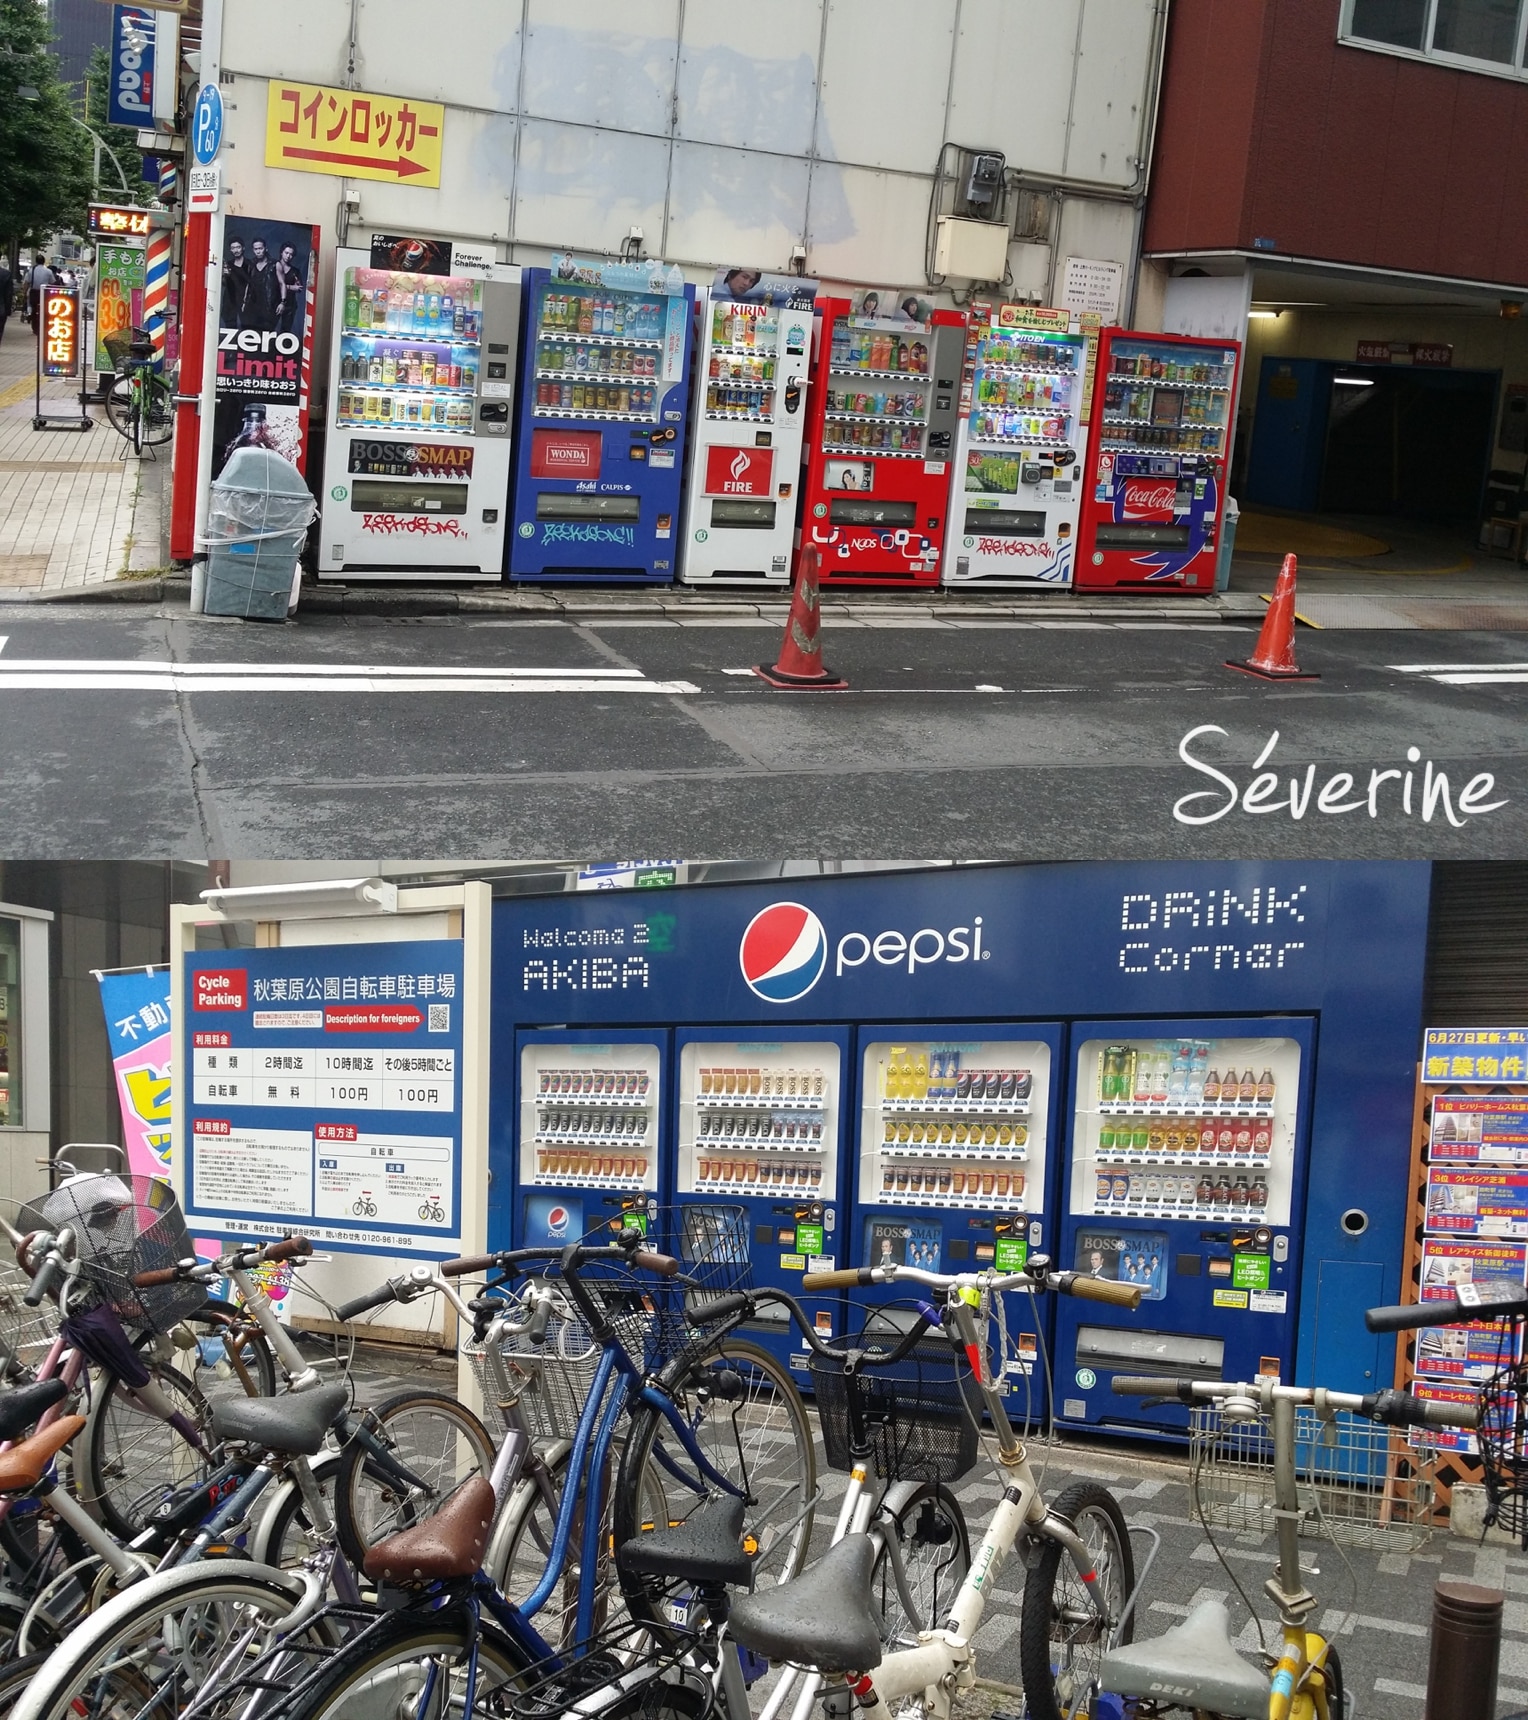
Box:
[1425,863,1528,1025]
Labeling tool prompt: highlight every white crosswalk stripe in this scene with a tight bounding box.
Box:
[1391,661,1528,685]
[0,659,699,695]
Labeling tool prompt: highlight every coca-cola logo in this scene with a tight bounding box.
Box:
[1123,480,1177,516]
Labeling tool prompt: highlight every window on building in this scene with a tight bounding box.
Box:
[1343,0,1528,72]
[0,917,19,1127]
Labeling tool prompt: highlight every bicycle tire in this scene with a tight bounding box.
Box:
[8,1560,310,1720]
[334,1391,496,1573]
[0,1653,52,1720]
[276,1603,534,1720]
[1018,1480,1135,1720]
[192,1299,281,1399]
[102,377,135,442]
[79,1347,217,1540]
[1324,1642,1346,1717]
[139,375,174,446]
[614,1334,816,1637]
[250,1451,343,1573]
[871,1481,970,1649]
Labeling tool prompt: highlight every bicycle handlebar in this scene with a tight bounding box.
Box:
[23,1233,67,1307]
[1110,1376,1479,1429]
[1060,1272,1144,1308]
[800,1260,1143,1309]
[1366,1278,1528,1332]
[334,1278,408,1323]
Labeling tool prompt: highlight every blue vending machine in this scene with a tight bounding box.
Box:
[851,1023,1065,1419]
[673,1026,853,1374]
[508,1027,669,1249]
[508,258,696,583]
[1054,1017,1316,1437]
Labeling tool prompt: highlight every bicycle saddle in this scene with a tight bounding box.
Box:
[211,1382,348,1455]
[0,1415,85,1494]
[729,1534,882,1674]
[1099,1599,1268,1719]
[363,1476,496,1584]
[617,1492,751,1589]
[0,1377,69,1443]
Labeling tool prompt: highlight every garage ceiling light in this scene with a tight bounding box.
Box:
[1333,376,1375,387]
[200,878,400,918]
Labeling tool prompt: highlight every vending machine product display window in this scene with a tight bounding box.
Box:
[1075,328,1241,593]
[800,292,967,586]
[318,239,522,581]
[947,307,1087,589]
[509,257,695,583]
[681,270,817,586]
[518,1041,661,1202]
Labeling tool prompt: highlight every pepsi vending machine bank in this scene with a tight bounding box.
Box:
[488,862,1431,1431]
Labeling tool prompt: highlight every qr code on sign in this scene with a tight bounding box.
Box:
[428,1004,450,1033]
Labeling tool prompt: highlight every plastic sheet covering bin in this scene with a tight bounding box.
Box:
[204,448,317,620]
[1214,496,1239,594]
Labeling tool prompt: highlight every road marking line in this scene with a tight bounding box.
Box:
[1391,663,1528,672]
[0,667,699,694]
[0,659,648,679]
[0,637,6,654]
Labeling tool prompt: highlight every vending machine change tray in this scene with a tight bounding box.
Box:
[710,500,777,529]
[963,508,1047,537]
[535,494,642,521]
[348,480,467,515]
[1076,1324,1224,1379]
[829,499,917,527]
[1093,523,1190,548]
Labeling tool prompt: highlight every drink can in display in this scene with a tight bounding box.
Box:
[1098,1122,1116,1153]
[434,395,447,424]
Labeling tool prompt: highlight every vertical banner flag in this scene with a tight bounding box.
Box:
[97,967,173,1179]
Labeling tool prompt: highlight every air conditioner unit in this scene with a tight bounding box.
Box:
[934,216,1010,282]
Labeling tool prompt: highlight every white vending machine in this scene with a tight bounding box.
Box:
[680,268,817,585]
[319,236,522,580]
[946,305,1089,590]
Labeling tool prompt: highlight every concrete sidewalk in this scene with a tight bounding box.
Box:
[0,311,165,593]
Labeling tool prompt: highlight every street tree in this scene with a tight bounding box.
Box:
[0,0,94,251]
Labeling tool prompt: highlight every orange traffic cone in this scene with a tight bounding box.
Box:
[1226,553,1318,681]
[755,545,847,690]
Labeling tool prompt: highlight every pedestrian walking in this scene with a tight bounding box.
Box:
[0,259,13,344]
[26,256,55,330]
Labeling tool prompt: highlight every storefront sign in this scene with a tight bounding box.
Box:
[107,7,156,127]
[87,204,164,238]
[266,80,444,186]
[40,287,80,378]
[1426,1166,1528,1235]
[1355,340,1453,367]
[1423,1027,1528,1083]
[1430,1096,1528,1163]
[97,967,173,1179]
[182,941,466,1256]
[348,439,474,480]
[705,444,772,497]
[93,242,145,373]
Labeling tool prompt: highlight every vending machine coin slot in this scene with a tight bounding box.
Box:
[1176,1254,1202,1275]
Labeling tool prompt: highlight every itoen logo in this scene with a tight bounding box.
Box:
[835,917,987,976]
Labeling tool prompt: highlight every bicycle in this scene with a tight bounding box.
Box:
[419,1198,447,1225]
[1096,1366,1477,1718]
[349,1200,377,1219]
[102,327,174,455]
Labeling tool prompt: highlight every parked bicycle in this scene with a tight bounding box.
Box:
[102,327,174,455]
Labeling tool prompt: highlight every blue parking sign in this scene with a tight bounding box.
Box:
[192,83,223,165]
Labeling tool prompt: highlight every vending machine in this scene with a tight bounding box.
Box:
[800,292,967,586]
[318,237,522,580]
[851,1025,1063,1411]
[512,1029,667,1249]
[1074,328,1241,592]
[946,307,1088,590]
[680,270,817,586]
[673,1027,851,1370]
[1054,1018,1315,1437]
[508,257,696,584]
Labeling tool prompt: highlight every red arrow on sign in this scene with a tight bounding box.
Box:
[281,145,430,178]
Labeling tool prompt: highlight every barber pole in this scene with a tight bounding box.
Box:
[143,230,171,368]
[157,160,178,204]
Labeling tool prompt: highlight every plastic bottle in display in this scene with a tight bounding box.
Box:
[1257,1069,1276,1104]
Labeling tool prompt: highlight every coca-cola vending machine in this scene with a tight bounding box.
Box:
[1075,328,1241,592]
[799,291,966,587]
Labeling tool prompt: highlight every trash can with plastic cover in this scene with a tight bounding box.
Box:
[203,447,317,620]
[1214,495,1239,594]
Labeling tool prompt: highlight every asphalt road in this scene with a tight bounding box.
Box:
[2,604,1525,858]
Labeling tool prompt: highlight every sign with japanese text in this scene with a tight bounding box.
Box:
[107,7,156,128]
[98,967,173,1180]
[87,204,166,238]
[1426,1166,1528,1236]
[1356,340,1454,367]
[182,940,465,1255]
[93,242,145,374]
[265,81,444,186]
[1429,1096,1528,1164]
[1423,1027,1528,1084]
[40,288,80,378]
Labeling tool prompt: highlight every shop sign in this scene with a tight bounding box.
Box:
[93,242,146,373]
[87,203,165,238]
[40,287,80,378]
[1355,339,1453,367]
[705,444,772,497]
[266,80,444,186]
[530,428,601,479]
[1423,1026,1528,1083]
[348,439,474,481]
[107,7,156,127]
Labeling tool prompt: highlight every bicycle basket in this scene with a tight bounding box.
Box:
[505,1619,717,1720]
[18,1173,202,1333]
[811,1314,980,1484]
[1474,1346,1528,1545]
[1190,1403,1439,1552]
[465,1289,605,1443]
[672,1204,751,1301]
[0,1262,60,1378]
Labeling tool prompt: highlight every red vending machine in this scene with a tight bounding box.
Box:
[1075,328,1241,592]
[800,291,967,586]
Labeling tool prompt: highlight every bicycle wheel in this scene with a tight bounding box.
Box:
[872,1481,970,1649]
[334,1391,496,1573]
[250,1452,343,1573]
[1323,1642,1345,1717]
[8,1560,312,1720]
[1018,1480,1135,1720]
[0,1653,51,1720]
[277,1604,532,1720]
[614,1335,816,1633]
[102,378,135,442]
[140,376,175,446]
[79,1350,217,1540]
[189,1300,280,1399]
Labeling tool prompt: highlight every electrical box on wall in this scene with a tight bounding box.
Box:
[935,216,1009,282]
[960,151,1006,220]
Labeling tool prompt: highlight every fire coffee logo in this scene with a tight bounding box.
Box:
[705,443,772,496]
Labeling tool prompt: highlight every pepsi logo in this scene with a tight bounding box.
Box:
[544,1205,571,1238]
[739,903,827,1003]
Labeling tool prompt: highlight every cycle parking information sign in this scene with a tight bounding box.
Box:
[181,939,465,1256]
